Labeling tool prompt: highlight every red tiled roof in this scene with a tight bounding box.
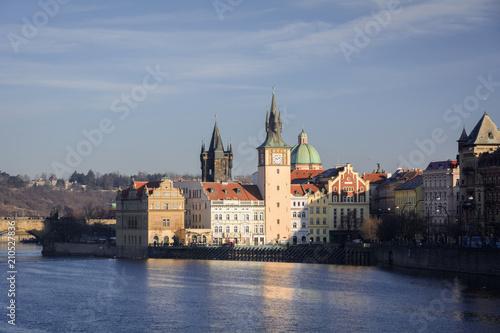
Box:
[121,180,161,199]
[290,169,325,184]
[290,183,325,196]
[425,160,458,171]
[363,173,388,184]
[202,183,263,201]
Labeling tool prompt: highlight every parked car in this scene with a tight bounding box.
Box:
[222,242,234,246]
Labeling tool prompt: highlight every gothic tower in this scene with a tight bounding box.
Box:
[257,89,292,244]
[201,118,233,182]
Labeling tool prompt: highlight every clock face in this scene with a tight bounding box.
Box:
[273,154,283,165]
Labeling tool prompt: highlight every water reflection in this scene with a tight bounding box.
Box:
[5,246,500,332]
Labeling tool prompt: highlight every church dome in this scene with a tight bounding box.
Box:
[291,129,322,169]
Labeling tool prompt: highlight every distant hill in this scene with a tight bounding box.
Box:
[0,185,116,218]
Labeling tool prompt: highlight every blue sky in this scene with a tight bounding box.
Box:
[1,0,499,179]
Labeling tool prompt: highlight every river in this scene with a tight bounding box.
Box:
[1,243,500,332]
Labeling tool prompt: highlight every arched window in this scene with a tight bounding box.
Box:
[234,214,238,220]
[254,212,258,220]
[219,214,222,220]
[254,225,258,233]
[234,226,238,233]
[302,211,306,217]
[302,222,306,229]
[245,226,249,233]
[293,222,297,229]
[259,212,264,220]
[245,214,249,221]
[226,214,230,220]
[259,225,264,234]
[215,214,218,221]
[293,212,297,218]
[226,226,230,234]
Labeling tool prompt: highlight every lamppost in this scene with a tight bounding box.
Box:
[437,205,450,244]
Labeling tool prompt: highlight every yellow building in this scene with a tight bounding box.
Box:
[116,178,185,258]
[394,175,424,218]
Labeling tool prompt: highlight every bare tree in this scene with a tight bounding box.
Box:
[359,216,381,242]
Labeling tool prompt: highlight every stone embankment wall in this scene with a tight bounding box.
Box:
[42,242,116,258]
[371,246,500,276]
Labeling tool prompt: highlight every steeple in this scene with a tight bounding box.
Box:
[458,127,468,142]
[200,116,233,182]
[258,88,290,148]
[209,119,224,152]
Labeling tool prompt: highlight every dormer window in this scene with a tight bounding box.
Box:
[236,188,242,194]
[489,132,494,139]
[223,189,228,194]
[209,188,215,194]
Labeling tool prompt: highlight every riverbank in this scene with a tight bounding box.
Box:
[370,244,500,276]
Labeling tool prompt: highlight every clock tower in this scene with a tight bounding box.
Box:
[257,89,291,244]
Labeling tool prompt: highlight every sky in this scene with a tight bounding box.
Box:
[1,0,499,180]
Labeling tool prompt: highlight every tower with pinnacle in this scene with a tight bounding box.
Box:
[201,117,233,182]
[257,88,292,244]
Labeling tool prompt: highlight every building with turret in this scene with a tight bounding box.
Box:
[458,112,500,235]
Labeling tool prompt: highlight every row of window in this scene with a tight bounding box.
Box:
[214,225,264,234]
[309,229,328,235]
[292,222,307,229]
[292,211,307,218]
[214,212,264,221]
[149,202,183,210]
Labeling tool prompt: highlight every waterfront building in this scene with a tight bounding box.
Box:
[375,169,423,217]
[175,180,265,245]
[303,183,329,243]
[477,148,500,233]
[290,185,309,244]
[290,129,322,170]
[257,90,292,244]
[422,160,460,237]
[312,163,370,243]
[200,119,233,182]
[363,164,389,217]
[457,112,500,235]
[394,175,424,217]
[116,178,185,258]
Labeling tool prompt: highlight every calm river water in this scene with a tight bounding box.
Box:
[1,244,500,332]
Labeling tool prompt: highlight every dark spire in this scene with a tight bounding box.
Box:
[209,119,224,152]
[458,127,468,142]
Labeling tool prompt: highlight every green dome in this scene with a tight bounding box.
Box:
[291,144,322,165]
